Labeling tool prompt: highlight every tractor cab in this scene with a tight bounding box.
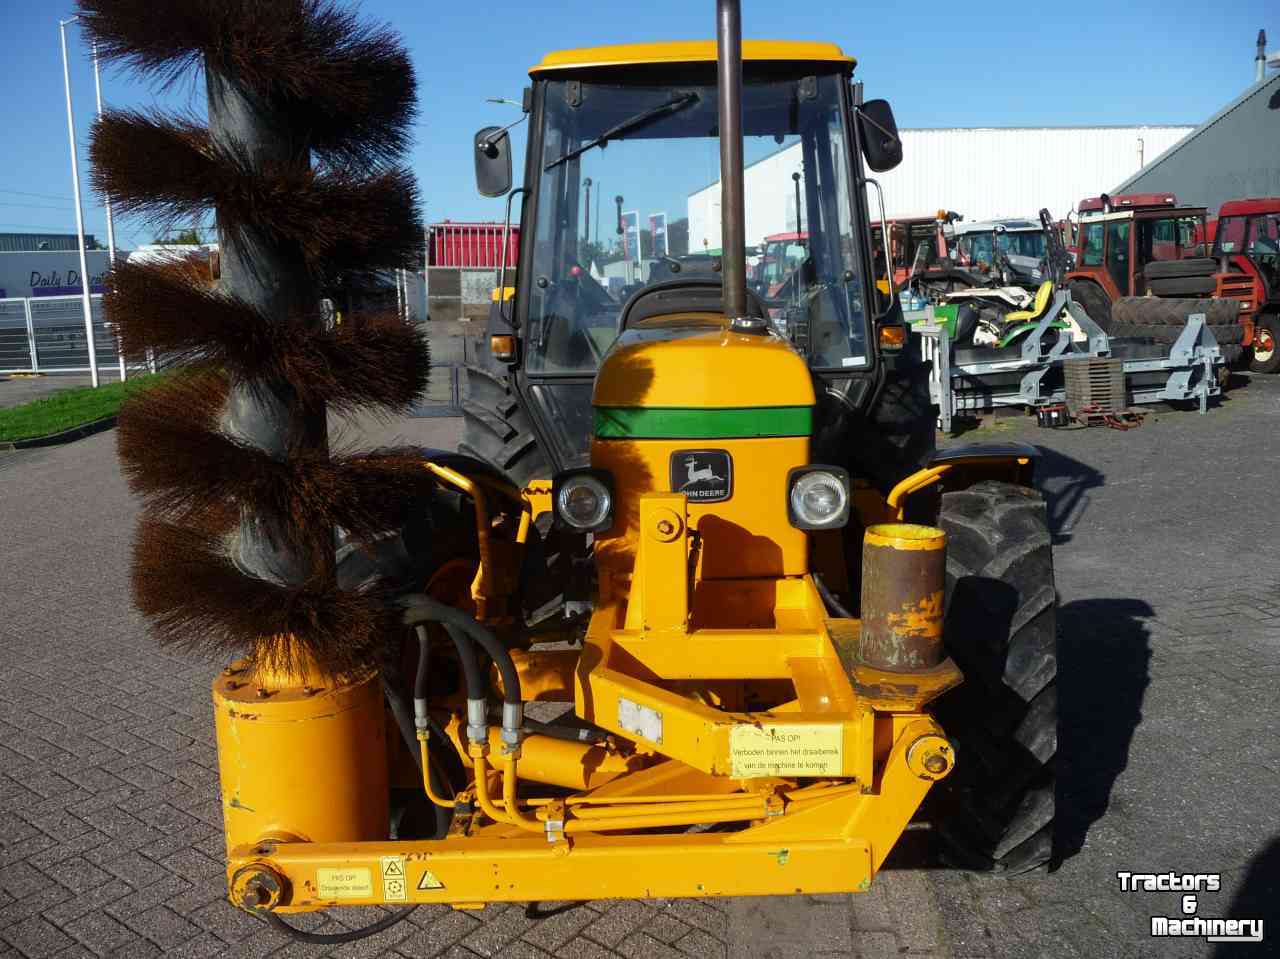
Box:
[756,230,809,300]
[870,215,948,288]
[1210,198,1280,373]
[1067,193,1208,300]
[947,218,1047,289]
[1213,199,1280,305]
[473,40,908,474]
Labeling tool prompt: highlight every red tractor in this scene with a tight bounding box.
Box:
[1208,198,1280,374]
[1064,193,1264,369]
[870,213,952,288]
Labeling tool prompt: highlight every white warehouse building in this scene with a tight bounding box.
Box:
[687,125,1194,251]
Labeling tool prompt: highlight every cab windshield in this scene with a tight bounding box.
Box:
[996,231,1045,259]
[524,73,869,373]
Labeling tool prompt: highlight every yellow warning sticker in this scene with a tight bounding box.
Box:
[728,723,844,778]
[381,855,407,902]
[416,869,444,891]
[316,867,373,899]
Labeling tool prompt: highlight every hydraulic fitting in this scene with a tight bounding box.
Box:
[501,701,524,754]
[466,697,488,745]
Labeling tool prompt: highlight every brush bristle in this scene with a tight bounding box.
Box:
[105,261,429,412]
[77,0,416,171]
[118,373,438,544]
[90,0,436,679]
[91,112,422,276]
[132,519,394,675]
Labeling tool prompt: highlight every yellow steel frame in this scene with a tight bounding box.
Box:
[223,478,963,909]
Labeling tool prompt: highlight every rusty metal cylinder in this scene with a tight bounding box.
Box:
[213,661,388,855]
[858,523,947,672]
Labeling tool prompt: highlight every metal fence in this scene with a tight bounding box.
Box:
[409,334,486,418]
[0,294,144,375]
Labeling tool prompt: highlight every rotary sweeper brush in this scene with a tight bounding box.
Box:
[90,0,1058,941]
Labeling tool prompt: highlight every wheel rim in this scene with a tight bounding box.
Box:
[1255,328,1276,363]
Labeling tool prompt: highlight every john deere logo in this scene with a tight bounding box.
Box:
[670,450,732,503]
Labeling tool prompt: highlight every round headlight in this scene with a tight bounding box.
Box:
[790,470,848,528]
[556,475,612,531]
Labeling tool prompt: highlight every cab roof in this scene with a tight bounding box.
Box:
[1218,197,1280,217]
[530,40,855,75]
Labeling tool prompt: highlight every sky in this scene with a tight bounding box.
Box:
[0,0,1274,251]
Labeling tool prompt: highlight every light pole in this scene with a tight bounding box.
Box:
[60,15,99,387]
[91,39,126,381]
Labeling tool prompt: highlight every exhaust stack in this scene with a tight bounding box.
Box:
[715,0,760,331]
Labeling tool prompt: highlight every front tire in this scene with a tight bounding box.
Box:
[928,480,1057,875]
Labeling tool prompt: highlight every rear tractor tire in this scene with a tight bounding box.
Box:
[928,480,1057,875]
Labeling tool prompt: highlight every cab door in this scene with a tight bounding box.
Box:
[1106,219,1131,296]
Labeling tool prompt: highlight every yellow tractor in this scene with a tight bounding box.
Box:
[211,0,1056,935]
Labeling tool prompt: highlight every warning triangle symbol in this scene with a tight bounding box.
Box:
[383,859,403,877]
[417,870,444,890]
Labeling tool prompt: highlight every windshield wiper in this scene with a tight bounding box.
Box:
[544,92,699,172]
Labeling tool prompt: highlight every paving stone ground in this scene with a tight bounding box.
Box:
[2,372,1278,958]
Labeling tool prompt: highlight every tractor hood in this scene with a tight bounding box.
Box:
[589,317,816,582]
[593,318,816,420]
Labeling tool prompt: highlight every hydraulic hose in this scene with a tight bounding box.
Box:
[522,717,609,744]
[411,625,457,810]
[381,663,421,771]
[813,572,855,619]
[401,594,525,754]
[400,594,523,707]
[264,908,416,945]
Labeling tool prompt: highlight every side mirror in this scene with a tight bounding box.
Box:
[857,99,903,173]
[474,126,512,198]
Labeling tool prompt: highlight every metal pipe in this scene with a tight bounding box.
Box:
[716,0,753,329]
[865,177,894,311]
[498,189,526,325]
[563,804,765,834]
[59,16,99,388]
[792,171,803,237]
[90,40,125,382]
[1257,30,1267,84]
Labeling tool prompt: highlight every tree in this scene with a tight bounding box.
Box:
[152,227,204,245]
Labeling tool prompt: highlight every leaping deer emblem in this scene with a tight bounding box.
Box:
[679,456,724,489]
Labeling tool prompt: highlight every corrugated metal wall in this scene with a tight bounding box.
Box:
[1113,76,1280,216]
[688,126,1194,243]
[875,126,1193,221]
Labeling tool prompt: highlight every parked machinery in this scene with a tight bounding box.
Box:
[1065,193,1251,367]
[93,0,1061,938]
[1209,198,1280,373]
